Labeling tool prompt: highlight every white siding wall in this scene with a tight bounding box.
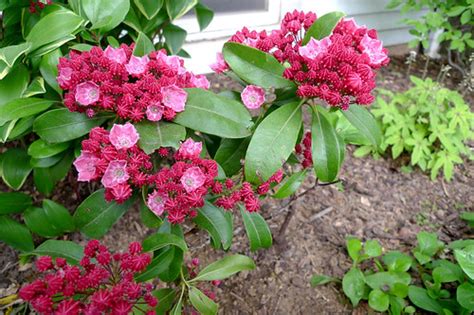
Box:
[178,0,418,73]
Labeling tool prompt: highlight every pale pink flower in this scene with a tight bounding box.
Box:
[73,152,99,181]
[109,123,140,150]
[147,191,169,216]
[161,85,187,112]
[209,52,229,74]
[180,167,206,193]
[190,74,210,89]
[101,160,129,188]
[146,103,164,121]
[299,37,332,60]
[241,85,266,109]
[75,81,100,106]
[178,138,202,159]
[166,55,187,75]
[57,67,73,87]
[360,34,388,66]
[104,46,127,64]
[125,55,149,75]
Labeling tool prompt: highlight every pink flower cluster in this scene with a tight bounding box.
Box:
[58,44,209,122]
[73,123,153,203]
[19,240,156,315]
[295,131,313,169]
[212,10,389,109]
[29,0,52,13]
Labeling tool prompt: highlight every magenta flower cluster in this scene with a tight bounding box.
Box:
[19,240,156,315]
[58,44,209,122]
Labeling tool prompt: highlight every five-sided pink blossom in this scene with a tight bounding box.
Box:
[146,103,164,121]
[125,55,149,75]
[104,46,127,64]
[209,52,229,74]
[161,85,187,112]
[241,85,266,109]
[360,34,388,66]
[147,191,169,216]
[190,74,210,89]
[178,138,202,159]
[298,37,332,60]
[75,81,100,106]
[342,18,366,35]
[109,123,140,150]
[73,152,99,181]
[57,67,73,87]
[180,167,206,193]
[101,160,130,188]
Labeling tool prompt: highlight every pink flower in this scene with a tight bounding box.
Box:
[360,34,388,66]
[209,52,229,74]
[298,37,332,59]
[125,55,149,75]
[178,138,202,159]
[73,152,99,181]
[241,85,266,109]
[109,123,140,150]
[190,74,210,89]
[146,103,164,121]
[57,67,73,87]
[161,85,187,112]
[147,191,169,216]
[104,46,127,64]
[101,160,129,188]
[75,81,100,106]
[342,18,365,35]
[180,167,206,193]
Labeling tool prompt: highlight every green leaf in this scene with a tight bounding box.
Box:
[166,0,198,20]
[33,109,108,143]
[194,3,213,31]
[2,148,32,190]
[153,288,176,315]
[432,260,463,283]
[0,192,32,215]
[134,0,163,20]
[364,239,383,258]
[73,189,134,239]
[408,286,444,314]
[222,42,295,89]
[23,77,46,98]
[214,138,249,176]
[0,216,34,252]
[342,267,366,307]
[175,88,253,138]
[342,105,382,147]
[312,107,345,182]
[193,202,233,250]
[457,282,474,311]
[24,206,62,237]
[189,286,218,315]
[302,11,345,45]
[135,247,176,282]
[273,169,307,199]
[455,246,474,280]
[170,297,183,315]
[42,199,75,233]
[133,32,155,57]
[26,10,84,52]
[310,274,337,287]
[245,101,302,183]
[140,202,163,229]
[28,139,69,159]
[0,98,54,125]
[346,237,362,262]
[8,116,35,141]
[0,43,31,79]
[0,120,17,143]
[191,254,255,282]
[27,240,83,264]
[40,49,62,94]
[82,0,130,32]
[135,121,186,154]
[142,233,188,253]
[365,271,411,291]
[382,251,412,272]
[368,289,390,312]
[240,205,272,251]
[0,64,29,107]
[163,23,187,55]
[413,231,444,264]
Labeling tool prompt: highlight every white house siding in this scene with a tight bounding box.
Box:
[178,0,419,73]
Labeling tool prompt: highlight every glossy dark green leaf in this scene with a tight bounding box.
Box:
[0,120,17,142]
[158,247,183,282]
[240,206,272,251]
[33,109,108,143]
[0,43,31,79]
[191,254,255,282]
[0,216,34,252]
[0,64,29,107]
[245,102,302,183]
[166,0,197,20]
[33,168,55,195]
[24,206,62,237]
[0,98,54,125]
[311,107,345,182]
[23,77,46,98]
[175,88,253,138]
[222,42,294,89]
[408,286,444,314]
[8,116,35,140]
[153,288,176,315]
[194,3,213,31]
[302,11,345,45]
[457,282,474,311]
[0,192,32,215]
[134,0,163,19]
[189,286,218,315]
[214,138,249,176]
[194,202,233,250]
[135,247,176,282]
[39,49,61,94]
[43,199,75,232]
[342,268,366,306]
[368,289,390,312]
[28,139,69,159]
[73,189,134,239]
[342,105,382,147]
[273,169,308,199]
[133,32,155,57]
[142,232,188,253]
[135,121,186,154]
[163,23,187,55]
[30,154,64,168]
[2,148,32,190]
[28,240,83,264]
[82,0,130,32]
